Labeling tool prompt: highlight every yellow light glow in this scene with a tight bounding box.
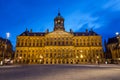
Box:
[80,50,83,53]
[97,56,99,59]
[80,54,83,58]
[40,55,43,59]
[40,59,42,62]
[19,56,22,59]
[76,56,78,58]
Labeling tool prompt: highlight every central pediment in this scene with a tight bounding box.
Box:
[45,30,73,37]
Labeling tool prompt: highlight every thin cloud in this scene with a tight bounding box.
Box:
[103,0,120,11]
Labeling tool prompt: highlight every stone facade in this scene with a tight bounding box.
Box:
[105,34,120,64]
[0,37,13,61]
[14,12,104,64]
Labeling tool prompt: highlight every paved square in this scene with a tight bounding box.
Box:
[0,64,120,80]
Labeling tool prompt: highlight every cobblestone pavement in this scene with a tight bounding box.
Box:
[0,64,120,80]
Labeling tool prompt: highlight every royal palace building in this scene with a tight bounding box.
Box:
[105,34,120,64]
[14,12,104,64]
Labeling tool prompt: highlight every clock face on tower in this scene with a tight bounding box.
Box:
[55,19,63,25]
[54,12,65,31]
[58,20,60,22]
[58,20,61,24]
[55,20,62,24]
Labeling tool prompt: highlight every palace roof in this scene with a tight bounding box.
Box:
[19,30,99,36]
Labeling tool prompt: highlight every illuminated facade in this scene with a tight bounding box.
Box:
[14,12,104,64]
[105,34,120,64]
[0,37,13,61]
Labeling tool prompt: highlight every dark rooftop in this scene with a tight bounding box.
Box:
[73,31,98,36]
[107,37,118,44]
[19,30,99,36]
[19,31,45,36]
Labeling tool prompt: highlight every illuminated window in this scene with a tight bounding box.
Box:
[25,43,27,46]
[92,43,94,46]
[40,43,42,46]
[32,54,34,57]
[62,41,64,45]
[55,42,56,45]
[17,43,20,46]
[33,43,35,46]
[66,42,68,45]
[76,43,78,46]
[21,42,23,46]
[46,42,48,45]
[29,43,31,46]
[50,42,52,45]
[58,42,60,45]
[50,53,52,57]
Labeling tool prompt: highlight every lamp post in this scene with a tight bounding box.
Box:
[116,32,120,44]
[76,55,79,64]
[2,32,10,65]
[116,32,120,64]
[39,55,43,64]
[97,56,99,65]
[80,50,83,63]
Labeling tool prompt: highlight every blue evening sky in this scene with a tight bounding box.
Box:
[0,0,120,48]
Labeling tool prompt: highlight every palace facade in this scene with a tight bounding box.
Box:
[14,12,104,64]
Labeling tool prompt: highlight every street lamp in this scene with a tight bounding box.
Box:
[80,50,83,63]
[39,55,43,64]
[116,32,119,35]
[79,54,83,63]
[76,55,79,64]
[2,32,10,65]
[116,32,120,43]
[115,32,120,64]
[96,56,99,64]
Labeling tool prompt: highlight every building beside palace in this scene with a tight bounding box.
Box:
[105,33,120,64]
[0,37,13,62]
[14,12,104,64]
